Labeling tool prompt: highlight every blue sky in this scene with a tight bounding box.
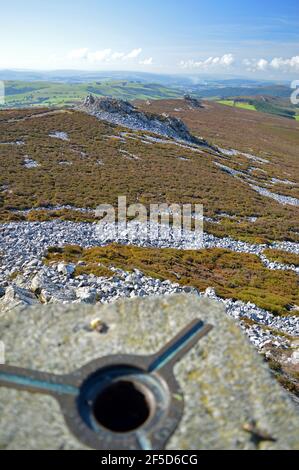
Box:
[1,0,299,78]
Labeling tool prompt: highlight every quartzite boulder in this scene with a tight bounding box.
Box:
[81,95,206,145]
[0,285,38,314]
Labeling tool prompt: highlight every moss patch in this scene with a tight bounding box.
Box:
[263,249,299,267]
[74,264,114,278]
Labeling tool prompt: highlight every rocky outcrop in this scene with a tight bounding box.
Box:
[184,94,204,109]
[80,95,207,145]
[0,295,298,449]
[84,94,135,114]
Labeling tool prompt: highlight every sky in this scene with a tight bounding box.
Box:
[1,0,299,78]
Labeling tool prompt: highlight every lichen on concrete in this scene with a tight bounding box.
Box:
[0,295,298,449]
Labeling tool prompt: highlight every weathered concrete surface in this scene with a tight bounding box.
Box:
[0,294,298,450]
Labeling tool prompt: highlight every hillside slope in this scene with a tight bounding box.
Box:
[0,101,298,393]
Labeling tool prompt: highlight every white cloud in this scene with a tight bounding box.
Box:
[257,59,268,71]
[139,57,153,65]
[180,53,235,70]
[219,54,235,66]
[87,49,112,62]
[242,59,251,67]
[244,55,299,73]
[67,47,144,64]
[110,51,125,60]
[68,48,89,60]
[123,48,142,60]
[270,56,299,71]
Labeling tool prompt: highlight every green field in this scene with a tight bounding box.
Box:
[216,97,299,120]
[217,100,256,111]
[1,80,183,108]
[217,99,235,106]
[295,115,299,121]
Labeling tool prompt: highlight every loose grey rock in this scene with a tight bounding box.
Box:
[49,131,69,141]
[23,157,39,169]
[39,286,76,304]
[31,274,43,293]
[57,263,75,276]
[75,286,97,304]
[0,285,38,313]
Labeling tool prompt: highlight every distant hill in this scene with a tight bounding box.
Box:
[0,70,197,85]
[191,84,292,99]
[0,73,297,120]
[216,95,297,119]
[0,80,183,108]
[0,69,289,87]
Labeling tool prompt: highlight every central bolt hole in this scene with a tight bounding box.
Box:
[93,380,151,433]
